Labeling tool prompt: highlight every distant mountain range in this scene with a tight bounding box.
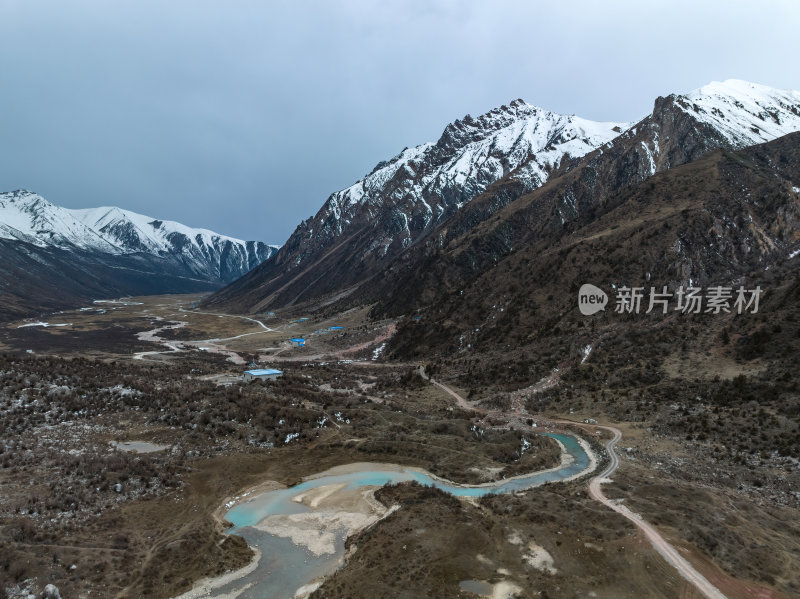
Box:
[0,190,278,319]
[206,80,800,318]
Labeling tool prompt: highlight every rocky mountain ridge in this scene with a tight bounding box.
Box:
[0,190,278,319]
[207,80,800,314]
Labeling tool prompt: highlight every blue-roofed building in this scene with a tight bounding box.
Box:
[243,368,283,382]
[290,338,306,347]
[328,326,344,331]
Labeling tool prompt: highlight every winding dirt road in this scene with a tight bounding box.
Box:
[587,424,728,599]
[132,310,275,364]
[430,375,728,599]
[178,308,272,332]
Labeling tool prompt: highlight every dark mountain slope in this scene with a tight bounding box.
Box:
[204,103,627,312]
[0,191,277,320]
[385,132,800,360]
[206,80,800,315]
[366,90,800,317]
[0,239,226,321]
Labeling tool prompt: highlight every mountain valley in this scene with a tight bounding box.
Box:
[0,191,278,320]
[2,79,800,599]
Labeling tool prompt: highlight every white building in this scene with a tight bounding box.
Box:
[243,368,283,382]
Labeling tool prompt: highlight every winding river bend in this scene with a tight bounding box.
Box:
[178,432,594,599]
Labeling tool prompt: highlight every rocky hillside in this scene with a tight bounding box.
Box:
[385,132,800,359]
[206,102,627,311]
[368,81,800,316]
[207,80,800,315]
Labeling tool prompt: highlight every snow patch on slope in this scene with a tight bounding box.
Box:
[71,205,275,257]
[678,79,800,147]
[0,191,119,252]
[0,190,279,280]
[313,100,628,243]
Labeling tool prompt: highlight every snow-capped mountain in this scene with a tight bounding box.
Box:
[0,191,277,280]
[678,79,800,148]
[290,100,627,263]
[207,102,627,311]
[0,190,278,319]
[598,79,800,183]
[71,205,277,279]
[0,191,120,253]
[381,127,800,365]
[207,79,800,314]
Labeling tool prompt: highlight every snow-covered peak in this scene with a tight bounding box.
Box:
[323,101,628,223]
[434,99,547,150]
[435,99,624,156]
[0,190,120,252]
[676,79,800,147]
[0,190,278,269]
[71,205,271,256]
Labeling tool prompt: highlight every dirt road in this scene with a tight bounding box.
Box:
[429,376,728,599]
[587,424,728,599]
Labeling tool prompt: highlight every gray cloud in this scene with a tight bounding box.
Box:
[1,0,798,243]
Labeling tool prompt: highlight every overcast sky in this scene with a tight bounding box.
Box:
[1,1,799,244]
